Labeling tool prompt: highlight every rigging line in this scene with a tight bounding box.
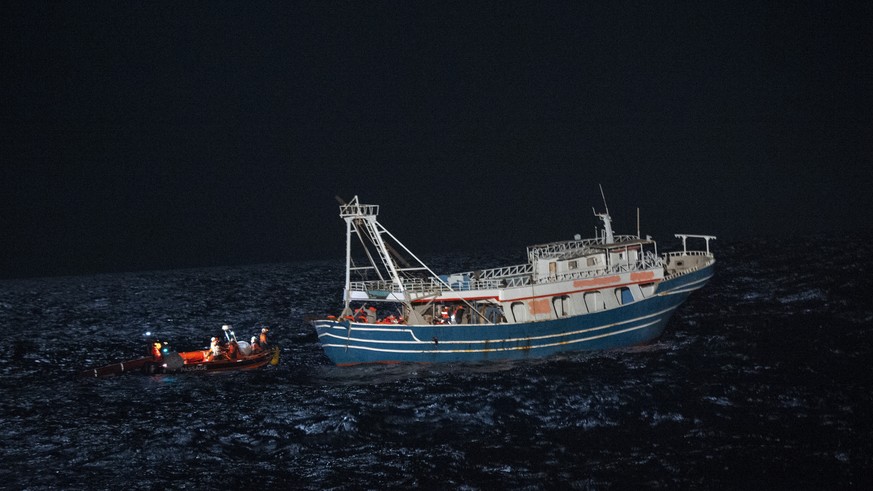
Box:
[352,218,385,281]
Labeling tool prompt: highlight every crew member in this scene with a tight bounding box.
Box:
[227,339,239,360]
[452,305,465,324]
[208,336,221,361]
[366,306,377,324]
[259,327,270,348]
[151,342,163,360]
[250,336,263,353]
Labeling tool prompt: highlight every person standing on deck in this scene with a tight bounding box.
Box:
[250,336,262,353]
[439,305,450,323]
[259,328,270,348]
[227,339,239,360]
[151,342,163,360]
[452,305,465,324]
[208,337,221,361]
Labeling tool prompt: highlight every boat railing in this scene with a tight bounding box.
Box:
[469,263,533,279]
[535,268,609,284]
[349,272,532,297]
[664,250,714,259]
[340,202,379,218]
[637,251,667,269]
[353,261,532,294]
[348,251,671,295]
[533,252,665,284]
[422,262,533,287]
[662,250,715,280]
[526,235,639,261]
[607,251,666,273]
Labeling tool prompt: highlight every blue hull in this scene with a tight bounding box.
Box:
[314,266,713,365]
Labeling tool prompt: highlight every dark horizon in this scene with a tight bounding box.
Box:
[3,2,871,279]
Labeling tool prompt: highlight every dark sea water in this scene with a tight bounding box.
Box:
[2,236,871,490]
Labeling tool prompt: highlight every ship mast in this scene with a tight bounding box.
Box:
[338,196,448,315]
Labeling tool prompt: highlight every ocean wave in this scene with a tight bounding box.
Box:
[1,238,870,489]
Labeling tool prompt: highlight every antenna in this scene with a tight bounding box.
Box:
[598,184,609,215]
[636,207,640,238]
[593,185,615,244]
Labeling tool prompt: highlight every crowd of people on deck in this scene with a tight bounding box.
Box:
[327,306,407,325]
[326,303,505,325]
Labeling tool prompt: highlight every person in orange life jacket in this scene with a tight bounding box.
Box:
[439,305,450,323]
[354,307,368,322]
[227,339,239,360]
[150,341,163,360]
[259,328,270,348]
[250,336,263,353]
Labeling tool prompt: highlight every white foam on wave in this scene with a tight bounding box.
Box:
[778,288,826,304]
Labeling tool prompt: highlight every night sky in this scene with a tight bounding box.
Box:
[3,1,871,278]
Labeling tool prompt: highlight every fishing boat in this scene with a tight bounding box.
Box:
[313,192,715,366]
[79,327,280,378]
